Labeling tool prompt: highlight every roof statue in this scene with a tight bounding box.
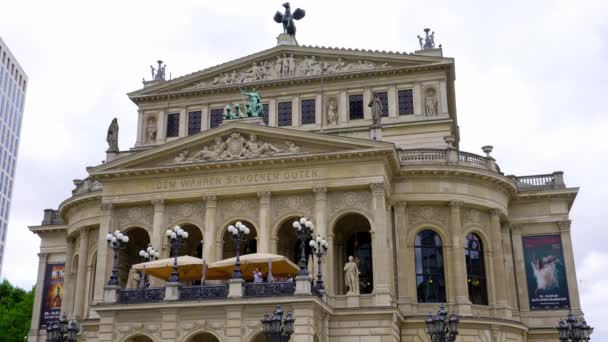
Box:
[106,118,119,153]
[224,87,264,120]
[274,2,305,36]
[417,28,436,50]
[150,60,167,81]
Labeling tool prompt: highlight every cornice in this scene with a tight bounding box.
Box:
[58,190,102,218]
[29,225,68,235]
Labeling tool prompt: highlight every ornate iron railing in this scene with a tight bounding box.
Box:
[244,281,296,297]
[311,286,324,299]
[515,172,565,190]
[117,287,165,304]
[179,284,229,300]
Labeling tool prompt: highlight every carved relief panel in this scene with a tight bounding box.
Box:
[217,197,259,226]
[328,190,372,219]
[113,205,154,230]
[165,201,205,227]
[407,206,447,226]
[271,193,314,220]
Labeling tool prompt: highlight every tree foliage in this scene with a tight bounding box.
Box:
[0,279,34,342]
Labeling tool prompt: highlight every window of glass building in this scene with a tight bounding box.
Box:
[166,113,180,138]
[465,233,488,305]
[301,99,316,125]
[415,229,446,303]
[209,108,224,128]
[349,94,364,120]
[398,89,414,115]
[278,101,292,127]
[187,111,202,136]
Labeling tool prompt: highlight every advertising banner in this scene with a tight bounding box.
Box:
[522,235,570,310]
[39,263,65,327]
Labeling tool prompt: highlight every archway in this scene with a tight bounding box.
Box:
[222,220,257,259]
[172,224,203,258]
[124,335,154,342]
[276,217,312,278]
[186,332,220,342]
[117,227,150,288]
[333,213,373,294]
[250,333,265,342]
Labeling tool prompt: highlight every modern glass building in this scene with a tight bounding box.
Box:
[0,36,27,276]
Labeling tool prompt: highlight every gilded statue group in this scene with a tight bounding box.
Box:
[174,133,301,164]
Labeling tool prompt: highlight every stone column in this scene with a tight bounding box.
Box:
[151,199,167,257]
[225,307,243,342]
[73,227,90,319]
[293,304,315,342]
[178,109,187,137]
[363,88,372,120]
[268,98,277,127]
[370,183,391,305]
[292,96,301,127]
[413,84,422,115]
[257,191,271,253]
[60,239,75,317]
[93,203,113,303]
[388,86,398,118]
[157,110,166,144]
[313,187,329,292]
[489,209,510,318]
[28,253,47,340]
[201,104,210,131]
[510,225,528,312]
[135,109,143,146]
[203,195,217,262]
[449,201,471,314]
[502,224,518,311]
[338,91,348,123]
[559,220,582,313]
[393,202,412,309]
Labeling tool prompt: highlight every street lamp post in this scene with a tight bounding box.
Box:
[557,313,592,341]
[45,314,79,342]
[105,230,129,286]
[165,225,189,283]
[292,217,313,276]
[425,304,459,342]
[228,221,250,279]
[138,245,159,288]
[261,304,295,342]
[309,234,328,291]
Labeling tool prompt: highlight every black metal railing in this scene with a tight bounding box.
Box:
[179,284,229,300]
[244,282,296,297]
[117,287,165,304]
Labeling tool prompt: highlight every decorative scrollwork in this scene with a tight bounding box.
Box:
[243,281,296,297]
[179,285,229,300]
[117,287,164,304]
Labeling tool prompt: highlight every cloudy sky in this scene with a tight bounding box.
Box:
[1,0,607,338]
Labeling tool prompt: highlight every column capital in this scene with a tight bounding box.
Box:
[257,191,271,201]
[558,220,572,232]
[313,186,327,200]
[151,199,165,206]
[449,200,464,208]
[489,208,501,217]
[203,194,217,203]
[100,203,114,212]
[37,252,48,263]
[369,182,385,196]
[79,227,90,238]
[393,200,407,209]
[511,224,522,235]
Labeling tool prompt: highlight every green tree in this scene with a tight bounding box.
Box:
[0,279,34,342]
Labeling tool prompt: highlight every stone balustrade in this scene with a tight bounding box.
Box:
[513,171,565,191]
[41,209,64,225]
[398,148,500,173]
[72,177,102,196]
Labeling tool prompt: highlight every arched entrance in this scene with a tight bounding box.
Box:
[117,227,150,288]
[250,333,265,342]
[333,213,373,294]
[124,335,154,342]
[222,220,257,259]
[186,332,220,342]
[172,223,203,258]
[276,217,312,278]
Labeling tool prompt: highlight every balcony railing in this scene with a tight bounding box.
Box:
[41,209,64,226]
[398,149,500,173]
[117,287,165,304]
[243,281,296,298]
[179,284,229,300]
[72,177,102,196]
[514,172,565,191]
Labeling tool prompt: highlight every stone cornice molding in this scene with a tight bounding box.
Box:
[151,199,165,206]
[312,187,327,201]
[100,203,114,212]
[393,201,406,209]
[558,220,572,232]
[449,200,464,208]
[489,208,501,218]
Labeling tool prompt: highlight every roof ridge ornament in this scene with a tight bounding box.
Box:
[274,2,305,46]
[417,28,437,50]
[142,60,171,87]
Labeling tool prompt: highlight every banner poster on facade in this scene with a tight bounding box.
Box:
[522,235,570,310]
[39,263,65,327]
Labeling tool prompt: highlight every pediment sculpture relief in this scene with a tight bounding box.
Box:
[190,55,392,89]
[173,132,302,164]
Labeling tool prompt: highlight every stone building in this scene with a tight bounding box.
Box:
[28,29,582,342]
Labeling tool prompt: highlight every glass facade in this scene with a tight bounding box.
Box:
[0,38,27,276]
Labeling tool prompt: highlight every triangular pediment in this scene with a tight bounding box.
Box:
[89,121,397,176]
[128,45,453,101]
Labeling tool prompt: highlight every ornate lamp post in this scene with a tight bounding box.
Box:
[425,304,459,342]
[227,221,250,279]
[105,230,129,286]
[138,245,159,288]
[309,234,328,291]
[292,217,313,276]
[261,304,295,342]
[45,314,78,342]
[165,225,189,283]
[557,313,592,341]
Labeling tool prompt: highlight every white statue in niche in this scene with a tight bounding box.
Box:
[344,255,360,294]
[425,87,439,116]
[327,98,338,125]
[146,118,157,143]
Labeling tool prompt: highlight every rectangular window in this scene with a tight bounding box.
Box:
[300,99,316,125]
[262,104,269,125]
[349,94,364,120]
[209,108,224,128]
[166,113,180,137]
[376,92,389,117]
[278,101,292,127]
[187,111,202,136]
[398,89,414,115]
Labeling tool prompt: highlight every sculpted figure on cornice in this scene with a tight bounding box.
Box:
[114,205,153,230]
[326,97,338,125]
[408,206,446,225]
[173,132,301,164]
[192,55,392,89]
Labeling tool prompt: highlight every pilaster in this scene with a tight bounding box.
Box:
[388,86,397,118]
[338,91,348,123]
[449,201,471,315]
[203,195,217,262]
[225,306,243,342]
[151,199,167,258]
[502,224,518,312]
[28,252,48,340]
[258,191,271,253]
[93,203,113,303]
[510,224,529,312]
[363,88,372,120]
[73,227,90,319]
[393,201,413,309]
[369,182,391,305]
[313,187,329,292]
[135,109,143,146]
[201,104,210,131]
[489,208,511,318]
[60,239,74,317]
[558,220,582,313]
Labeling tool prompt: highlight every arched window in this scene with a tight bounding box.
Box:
[415,229,446,303]
[465,233,488,305]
